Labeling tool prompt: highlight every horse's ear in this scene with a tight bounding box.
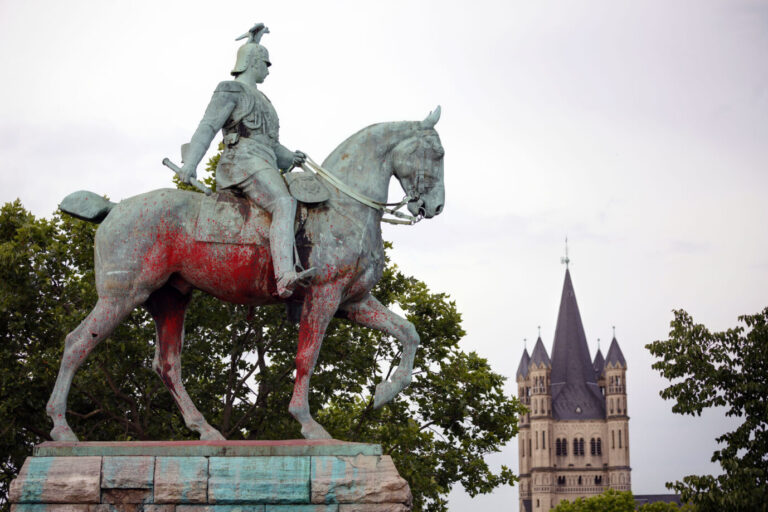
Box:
[421,105,441,129]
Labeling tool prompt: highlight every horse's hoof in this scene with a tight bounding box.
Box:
[199,427,226,441]
[374,369,412,409]
[301,421,332,440]
[51,425,79,442]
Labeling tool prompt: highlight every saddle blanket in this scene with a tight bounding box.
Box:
[195,192,268,245]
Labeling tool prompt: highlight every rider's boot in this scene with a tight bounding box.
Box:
[270,196,317,298]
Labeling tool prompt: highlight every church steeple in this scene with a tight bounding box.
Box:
[516,253,632,512]
[550,268,605,420]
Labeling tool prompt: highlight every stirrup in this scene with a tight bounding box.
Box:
[276,267,318,298]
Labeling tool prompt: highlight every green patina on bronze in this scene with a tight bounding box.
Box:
[45,23,444,444]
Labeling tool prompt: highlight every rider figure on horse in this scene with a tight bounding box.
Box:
[179,23,316,299]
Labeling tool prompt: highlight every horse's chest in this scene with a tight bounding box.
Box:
[342,247,385,300]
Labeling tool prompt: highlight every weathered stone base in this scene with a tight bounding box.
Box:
[9,441,411,512]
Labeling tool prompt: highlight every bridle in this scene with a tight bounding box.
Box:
[301,156,424,225]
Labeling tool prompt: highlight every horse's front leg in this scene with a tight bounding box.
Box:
[341,294,420,409]
[289,283,342,439]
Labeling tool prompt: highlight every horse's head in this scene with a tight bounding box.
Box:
[391,107,445,219]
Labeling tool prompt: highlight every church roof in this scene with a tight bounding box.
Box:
[516,348,530,379]
[530,336,551,368]
[605,336,627,367]
[593,348,605,377]
[550,268,606,420]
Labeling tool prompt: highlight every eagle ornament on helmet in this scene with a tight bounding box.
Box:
[231,23,271,76]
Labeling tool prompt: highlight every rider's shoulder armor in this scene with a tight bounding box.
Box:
[215,80,246,94]
[214,81,278,144]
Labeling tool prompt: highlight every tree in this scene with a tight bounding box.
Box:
[551,489,694,512]
[646,308,768,511]
[0,192,523,512]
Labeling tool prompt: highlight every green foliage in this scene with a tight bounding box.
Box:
[552,489,635,512]
[0,187,523,511]
[552,489,693,512]
[646,309,768,512]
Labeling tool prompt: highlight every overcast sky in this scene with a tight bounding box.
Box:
[1,0,766,510]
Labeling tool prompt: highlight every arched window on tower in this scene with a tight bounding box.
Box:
[590,438,596,455]
[619,429,622,448]
[561,438,567,456]
[612,430,615,449]
[542,431,546,449]
[579,438,585,455]
[573,438,578,455]
[597,438,602,455]
[529,438,532,456]
[556,438,561,456]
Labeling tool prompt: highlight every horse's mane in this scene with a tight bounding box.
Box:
[322,120,422,170]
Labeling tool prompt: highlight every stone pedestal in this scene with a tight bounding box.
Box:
[9,440,411,512]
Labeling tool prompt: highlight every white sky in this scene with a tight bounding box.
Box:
[1,0,766,510]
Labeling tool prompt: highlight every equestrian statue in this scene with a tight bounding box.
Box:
[46,23,445,441]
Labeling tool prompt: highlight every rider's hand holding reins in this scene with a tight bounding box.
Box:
[292,150,306,167]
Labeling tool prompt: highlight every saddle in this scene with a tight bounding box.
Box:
[195,169,329,245]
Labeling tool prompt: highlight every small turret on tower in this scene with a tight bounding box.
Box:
[604,333,630,491]
[517,345,533,486]
[517,347,531,380]
[517,346,532,420]
[593,344,606,394]
[529,336,552,418]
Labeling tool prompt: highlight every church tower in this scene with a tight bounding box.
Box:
[516,266,630,511]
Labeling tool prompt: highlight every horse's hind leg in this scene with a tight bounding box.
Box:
[340,294,420,409]
[46,296,135,441]
[146,285,225,441]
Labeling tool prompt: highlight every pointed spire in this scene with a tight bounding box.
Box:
[606,335,627,368]
[516,348,531,379]
[550,268,605,420]
[530,336,551,368]
[593,347,605,378]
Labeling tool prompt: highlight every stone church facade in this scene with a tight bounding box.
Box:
[516,269,630,511]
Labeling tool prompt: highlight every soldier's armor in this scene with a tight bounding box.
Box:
[213,80,282,189]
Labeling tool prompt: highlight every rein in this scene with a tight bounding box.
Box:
[301,156,422,225]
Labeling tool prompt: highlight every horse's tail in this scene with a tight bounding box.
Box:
[59,190,117,224]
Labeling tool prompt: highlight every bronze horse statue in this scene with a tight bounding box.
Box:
[46,109,445,441]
